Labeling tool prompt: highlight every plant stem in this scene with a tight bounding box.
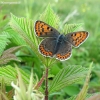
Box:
[45,67,48,100]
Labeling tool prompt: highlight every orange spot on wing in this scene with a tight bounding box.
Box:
[35,21,41,36]
[72,32,88,46]
[76,33,81,37]
[39,45,53,57]
[35,21,52,36]
[57,52,71,60]
[42,25,51,32]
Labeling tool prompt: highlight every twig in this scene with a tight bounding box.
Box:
[45,67,48,100]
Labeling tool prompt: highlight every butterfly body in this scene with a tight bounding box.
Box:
[52,34,65,54]
[35,20,89,61]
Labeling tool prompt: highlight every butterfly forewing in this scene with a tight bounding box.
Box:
[35,20,60,37]
[65,31,88,47]
[56,41,72,61]
[39,38,57,57]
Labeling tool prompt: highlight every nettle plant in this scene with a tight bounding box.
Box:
[0,4,98,100]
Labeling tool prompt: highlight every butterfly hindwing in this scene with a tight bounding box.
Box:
[56,40,72,61]
[39,38,57,57]
[65,31,88,47]
[35,20,60,37]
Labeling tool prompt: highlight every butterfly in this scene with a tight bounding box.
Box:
[34,20,89,61]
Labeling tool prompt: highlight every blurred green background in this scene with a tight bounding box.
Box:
[0,0,100,99]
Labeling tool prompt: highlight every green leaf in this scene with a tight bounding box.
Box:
[40,4,60,29]
[5,26,27,46]
[0,65,32,85]
[9,13,38,48]
[75,62,93,100]
[63,23,84,34]
[0,32,10,56]
[67,93,100,100]
[49,65,88,93]
[67,96,76,100]
[63,85,80,96]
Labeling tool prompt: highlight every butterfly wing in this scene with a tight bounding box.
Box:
[35,20,60,37]
[56,40,72,61]
[65,31,88,47]
[39,38,58,57]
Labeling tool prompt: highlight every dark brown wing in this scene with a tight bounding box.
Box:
[39,38,58,57]
[56,40,72,61]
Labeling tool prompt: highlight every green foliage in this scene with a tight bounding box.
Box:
[49,65,88,93]
[0,32,10,56]
[0,0,100,100]
[0,65,32,85]
[40,4,60,29]
[66,63,92,100]
[63,23,84,34]
[63,85,80,96]
[5,27,27,46]
[9,13,37,47]
[75,62,92,100]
